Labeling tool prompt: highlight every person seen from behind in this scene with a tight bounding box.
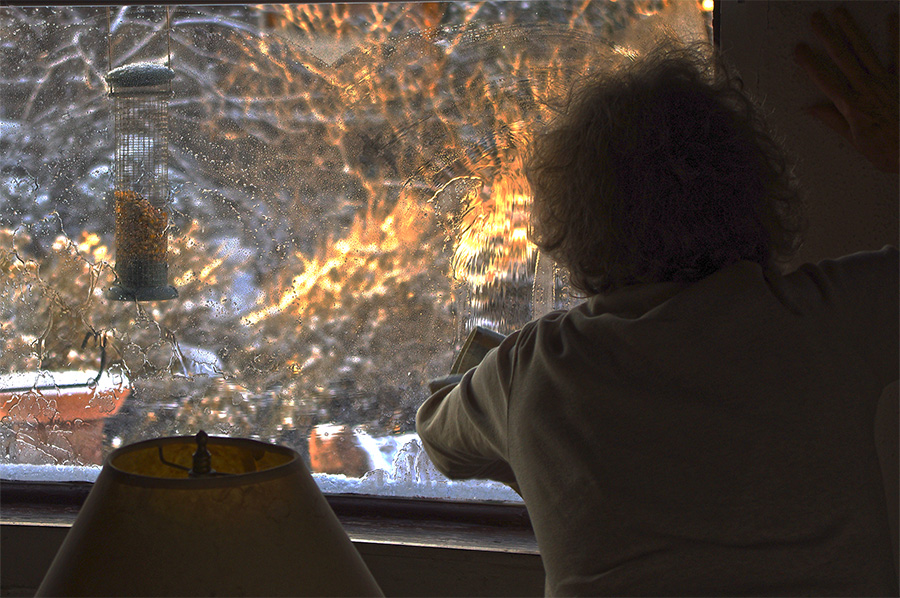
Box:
[417,8,899,597]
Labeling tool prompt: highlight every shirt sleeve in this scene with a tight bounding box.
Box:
[415,332,520,486]
[810,245,899,389]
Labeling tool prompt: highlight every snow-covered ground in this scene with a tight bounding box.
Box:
[0,432,521,503]
[318,432,520,501]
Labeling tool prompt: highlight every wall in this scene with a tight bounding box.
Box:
[0,522,546,597]
[3,2,897,596]
[721,0,899,572]
[721,0,898,264]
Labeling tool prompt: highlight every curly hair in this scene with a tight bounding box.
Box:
[525,42,805,296]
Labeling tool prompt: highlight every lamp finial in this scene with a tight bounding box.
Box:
[190,430,212,477]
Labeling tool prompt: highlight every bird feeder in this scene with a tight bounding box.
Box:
[105,62,178,301]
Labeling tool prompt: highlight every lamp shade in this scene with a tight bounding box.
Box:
[36,434,383,597]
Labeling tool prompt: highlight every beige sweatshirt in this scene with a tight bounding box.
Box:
[417,246,899,596]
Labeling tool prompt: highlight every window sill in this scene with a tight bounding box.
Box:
[0,480,539,554]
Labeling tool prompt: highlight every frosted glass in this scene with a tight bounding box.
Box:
[0,2,709,498]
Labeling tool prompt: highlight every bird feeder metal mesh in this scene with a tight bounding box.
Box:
[105,62,178,301]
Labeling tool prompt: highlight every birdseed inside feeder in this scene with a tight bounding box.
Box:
[105,62,178,301]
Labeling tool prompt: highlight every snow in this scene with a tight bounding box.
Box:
[0,432,522,503]
[316,469,520,501]
[1,463,102,483]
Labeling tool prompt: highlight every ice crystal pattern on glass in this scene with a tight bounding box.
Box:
[0,2,708,497]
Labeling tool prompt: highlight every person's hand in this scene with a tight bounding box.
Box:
[427,373,464,394]
[794,7,899,174]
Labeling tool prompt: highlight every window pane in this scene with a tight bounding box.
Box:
[0,2,710,500]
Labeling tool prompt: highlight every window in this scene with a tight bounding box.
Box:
[1,2,711,500]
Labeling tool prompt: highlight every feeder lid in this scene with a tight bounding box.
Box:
[106,62,174,88]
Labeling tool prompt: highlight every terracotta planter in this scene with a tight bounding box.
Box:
[309,423,371,478]
[0,370,131,465]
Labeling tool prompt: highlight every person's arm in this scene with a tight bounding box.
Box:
[416,333,520,490]
[794,7,899,174]
[802,245,900,389]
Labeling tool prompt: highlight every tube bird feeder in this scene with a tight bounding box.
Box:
[105,62,178,301]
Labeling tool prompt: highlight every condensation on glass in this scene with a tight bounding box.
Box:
[0,2,710,500]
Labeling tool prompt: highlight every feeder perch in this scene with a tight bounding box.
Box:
[105,62,178,301]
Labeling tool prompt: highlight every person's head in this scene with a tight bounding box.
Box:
[525,42,806,296]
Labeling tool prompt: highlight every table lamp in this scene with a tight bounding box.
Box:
[36,432,383,597]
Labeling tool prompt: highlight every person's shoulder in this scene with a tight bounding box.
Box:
[510,305,590,363]
[514,309,565,345]
[524,304,589,336]
[797,245,898,284]
[786,245,898,307]
[819,245,898,266]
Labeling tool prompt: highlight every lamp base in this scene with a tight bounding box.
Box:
[106,284,178,302]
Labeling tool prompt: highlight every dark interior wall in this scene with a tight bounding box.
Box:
[722,0,900,577]
[720,0,898,264]
[0,524,546,598]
